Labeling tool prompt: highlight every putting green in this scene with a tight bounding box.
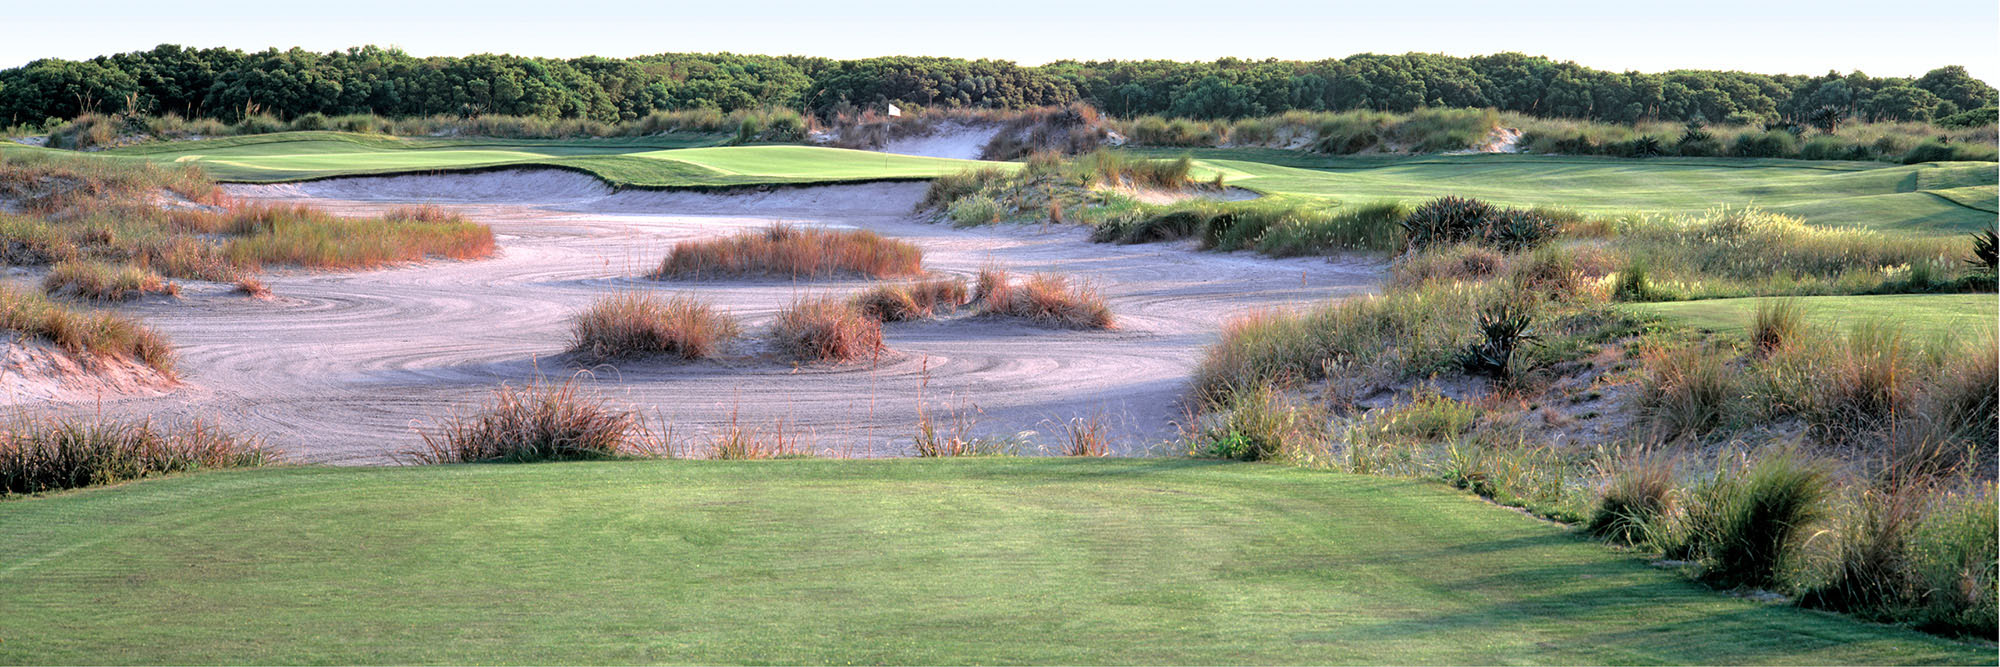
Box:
[3,132,1018,188]
[0,459,1982,664]
[1630,293,2000,340]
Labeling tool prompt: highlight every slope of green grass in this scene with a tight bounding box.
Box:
[0,459,1982,665]
[1131,149,1998,235]
[1631,293,1999,339]
[3,132,1017,188]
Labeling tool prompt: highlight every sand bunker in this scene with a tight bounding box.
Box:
[50,169,1378,463]
[0,339,175,404]
[867,121,1001,160]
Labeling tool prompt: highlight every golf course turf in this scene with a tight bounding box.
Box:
[1631,293,1999,339]
[0,459,1984,664]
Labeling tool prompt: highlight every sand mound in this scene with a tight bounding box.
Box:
[0,339,175,405]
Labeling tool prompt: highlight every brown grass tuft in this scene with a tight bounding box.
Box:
[42,260,179,301]
[568,293,739,362]
[653,224,923,280]
[0,285,173,372]
[771,297,884,363]
[0,416,270,495]
[849,277,970,322]
[410,378,640,463]
[976,270,1114,329]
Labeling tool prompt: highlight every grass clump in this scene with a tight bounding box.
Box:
[1749,298,1804,353]
[850,277,970,322]
[0,417,270,496]
[221,204,495,270]
[771,297,884,363]
[1586,455,1677,545]
[974,268,1114,329]
[411,378,642,463]
[1636,344,1739,442]
[652,224,923,280]
[568,293,739,362]
[42,260,179,301]
[0,285,173,372]
[1672,452,1832,589]
[1400,196,1561,253]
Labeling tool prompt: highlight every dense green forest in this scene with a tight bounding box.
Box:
[2,45,1994,127]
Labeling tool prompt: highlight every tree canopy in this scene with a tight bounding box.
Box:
[2,45,1991,127]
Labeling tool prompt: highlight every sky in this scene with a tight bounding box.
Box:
[6,0,1997,82]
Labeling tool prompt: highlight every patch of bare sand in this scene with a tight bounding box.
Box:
[858,121,1001,160]
[0,339,175,405]
[37,170,1381,463]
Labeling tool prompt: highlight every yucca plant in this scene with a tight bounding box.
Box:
[1459,298,1539,382]
[1968,228,1997,274]
[1400,196,1494,251]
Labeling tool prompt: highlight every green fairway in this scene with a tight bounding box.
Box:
[0,459,1982,665]
[3,132,1016,188]
[1136,148,1998,235]
[1631,293,1999,339]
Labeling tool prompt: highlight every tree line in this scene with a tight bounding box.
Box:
[2,45,1992,128]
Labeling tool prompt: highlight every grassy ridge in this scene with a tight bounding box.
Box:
[0,459,1984,665]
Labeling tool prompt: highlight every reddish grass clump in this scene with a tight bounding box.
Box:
[568,293,739,361]
[771,297,884,363]
[975,268,1114,329]
[411,378,641,463]
[652,224,923,280]
[849,277,971,322]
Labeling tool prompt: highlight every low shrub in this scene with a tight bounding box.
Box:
[0,417,270,496]
[410,378,639,463]
[568,293,739,361]
[1459,297,1538,383]
[652,224,923,280]
[771,297,884,363]
[1587,455,1676,545]
[1188,386,1323,462]
[1400,196,1558,252]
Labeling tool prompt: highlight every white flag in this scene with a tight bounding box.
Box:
[887,104,902,117]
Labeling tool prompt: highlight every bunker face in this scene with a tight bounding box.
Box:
[73,170,1377,462]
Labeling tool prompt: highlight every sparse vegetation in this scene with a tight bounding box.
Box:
[652,224,923,280]
[42,259,179,301]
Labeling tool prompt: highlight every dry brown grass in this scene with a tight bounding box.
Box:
[771,297,884,363]
[233,276,272,299]
[568,293,739,362]
[0,285,173,372]
[849,277,970,322]
[221,203,495,270]
[42,260,180,301]
[975,268,1114,329]
[410,378,642,463]
[652,224,923,280]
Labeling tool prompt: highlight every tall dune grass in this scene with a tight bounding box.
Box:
[568,293,739,361]
[0,417,269,496]
[0,285,173,372]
